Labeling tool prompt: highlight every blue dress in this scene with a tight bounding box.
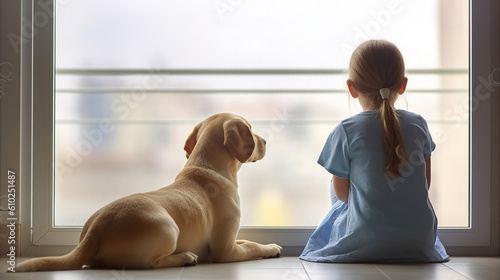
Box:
[300,110,449,263]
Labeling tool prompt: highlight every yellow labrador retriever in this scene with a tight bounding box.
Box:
[16,113,282,272]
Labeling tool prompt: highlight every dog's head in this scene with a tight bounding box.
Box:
[184,113,266,163]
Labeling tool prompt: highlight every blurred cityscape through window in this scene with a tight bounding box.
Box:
[54,0,469,227]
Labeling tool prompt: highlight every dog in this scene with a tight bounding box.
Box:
[15,113,282,272]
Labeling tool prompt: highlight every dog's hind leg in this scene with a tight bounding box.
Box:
[151,252,199,268]
[147,212,199,268]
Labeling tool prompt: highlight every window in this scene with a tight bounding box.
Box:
[53,0,470,229]
[2,0,497,255]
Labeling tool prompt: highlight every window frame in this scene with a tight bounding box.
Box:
[1,0,497,257]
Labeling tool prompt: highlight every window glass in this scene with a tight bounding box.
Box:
[54,0,469,227]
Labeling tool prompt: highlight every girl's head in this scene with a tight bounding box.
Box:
[348,40,406,103]
[347,40,408,178]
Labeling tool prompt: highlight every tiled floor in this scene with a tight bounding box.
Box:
[1,256,499,280]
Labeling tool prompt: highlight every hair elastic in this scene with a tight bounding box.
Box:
[379,88,391,99]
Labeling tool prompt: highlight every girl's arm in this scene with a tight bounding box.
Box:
[426,157,431,190]
[333,175,350,202]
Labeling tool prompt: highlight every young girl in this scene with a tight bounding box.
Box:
[300,40,449,263]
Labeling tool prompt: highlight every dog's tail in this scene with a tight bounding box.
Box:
[13,226,100,272]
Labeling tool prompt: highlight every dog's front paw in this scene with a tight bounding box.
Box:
[265,244,283,258]
[183,252,199,266]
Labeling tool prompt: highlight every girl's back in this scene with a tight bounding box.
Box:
[303,110,447,262]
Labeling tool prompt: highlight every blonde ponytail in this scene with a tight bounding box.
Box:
[379,97,408,178]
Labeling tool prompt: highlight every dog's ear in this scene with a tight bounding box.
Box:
[223,119,256,163]
[184,123,201,159]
